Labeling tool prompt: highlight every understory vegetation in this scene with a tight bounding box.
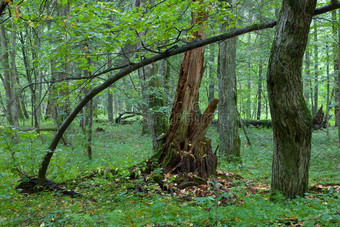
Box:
[0,122,339,226]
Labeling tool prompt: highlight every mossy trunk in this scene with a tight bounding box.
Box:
[267,0,315,198]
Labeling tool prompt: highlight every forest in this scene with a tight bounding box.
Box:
[0,0,339,226]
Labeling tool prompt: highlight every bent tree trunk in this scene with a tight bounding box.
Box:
[267,0,315,198]
[157,2,218,179]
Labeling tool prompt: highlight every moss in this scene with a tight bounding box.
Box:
[300,96,312,128]
[161,146,177,167]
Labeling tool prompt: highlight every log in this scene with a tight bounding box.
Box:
[115,111,142,124]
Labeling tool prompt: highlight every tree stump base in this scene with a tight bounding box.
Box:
[160,138,217,179]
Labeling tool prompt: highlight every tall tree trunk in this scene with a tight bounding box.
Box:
[257,60,263,120]
[138,65,151,135]
[80,57,93,160]
[0,25,19,126]
[138,61,168,149]
[107,56,114,123]
[208,44,215,104]
[247,34,252,119]
[157,1,218,178]
[304,48,312,110]
[162,59,171,107]
[337,10,340,143]
[313,20,319,117]
[326,44,330,136]
[149,63,169,150]
[267,0,315,199]
[31,27,42,128]
[218,23,240,161]
[332,9,340,142]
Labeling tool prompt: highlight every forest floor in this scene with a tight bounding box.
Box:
[0,121,339,226]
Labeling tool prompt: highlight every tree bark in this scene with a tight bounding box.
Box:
[326,44,330,136]
[312,20,319,117]
[337,10,340,143]
[80,57,93,160]
[257,61,263,120]
[304,48,313,110]
[218,22,240,161]
[139,62,168,149]
[208,45,215,104]
[332,9,340,142]
[267,0,315,198]
[0,25,19,126]
[157,2,218,178]
[246,34,252,119]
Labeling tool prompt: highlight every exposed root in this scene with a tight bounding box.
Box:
[16,177,82,198]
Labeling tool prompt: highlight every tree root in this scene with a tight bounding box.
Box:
[16,177,82,198]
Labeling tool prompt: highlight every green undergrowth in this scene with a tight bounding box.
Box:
[0,122,339,226]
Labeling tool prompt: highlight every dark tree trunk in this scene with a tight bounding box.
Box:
[337,11,340,142]
[208,44,215,104]
[332,9,340,141]
[257,61,263,120]
[267,0,315,199]
[157,3,218,178]
[0,24,19,126]
[304,48,313,110]
[326,44,330,135]
[312,21,319,117]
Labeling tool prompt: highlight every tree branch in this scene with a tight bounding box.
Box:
[314,1,340,16]
[0,0,8,17]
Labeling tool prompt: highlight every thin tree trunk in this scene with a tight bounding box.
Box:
[208,45,215,104]
[313,21,319,117]
[332,9,340,142]
[149,62,168,150]
[87,99,93,160]
[0,25,18,126]
[247,34,252,119]
[337,11,340,143]
[107,56,114,123]
[267,0,315,198]
[326,44,330,136]
[304,48,312,110]
[257,60,263,120]
[162,59,171,107]
[31,28,42,128]
[138,66,151,135]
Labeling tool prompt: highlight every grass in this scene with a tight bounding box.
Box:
[0,121,339,226]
